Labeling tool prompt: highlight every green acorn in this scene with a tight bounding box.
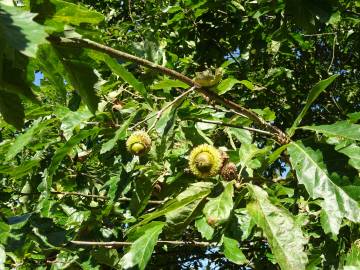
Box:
[220,162,238,181]
[194,68,224,87]
[126,131,152,156]
[189,144,222,178]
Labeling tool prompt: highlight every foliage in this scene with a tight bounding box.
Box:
[0,0,360,269]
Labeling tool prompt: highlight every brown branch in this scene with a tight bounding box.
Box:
[18,192,164,205]
[186,118,273,136]
[70,240,216,247]
[48,36,289,145]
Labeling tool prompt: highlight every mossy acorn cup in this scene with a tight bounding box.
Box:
[189,144,223,178]
[220,162,238,181]
[126,131,152,156]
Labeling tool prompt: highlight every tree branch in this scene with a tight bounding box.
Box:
[19,192,164,205]
[48,36,289,144]
[70,240,216,247]
[186,118,273,136]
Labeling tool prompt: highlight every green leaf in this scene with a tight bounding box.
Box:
[120,222,165,270]
[195,216,214,240]
[344,243,360,269]
[0,245,5,270]
[238,143,270,177]
[131,182,213,231]
[0,159,40,179]
[222,236,248,265]
[151,78,188,92]
[216,78,253,95]
[48,128,100,177]
[55,47,100,113]
[30,0,104,28]
[5,118,45,160]
[203,181,234,226]
[335,143,360,171]
[247,184,308,270]
[301,121,360,141]
[288,74,339,137]
[165,195,205,235]
[92,53,150,105]
[100,112,137,154]
[0,90,24,129]
[0,4,48,57]
[36,44,67,102]
[57,106,93,140]
[288,141,360,235]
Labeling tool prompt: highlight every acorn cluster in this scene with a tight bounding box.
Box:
[126,131,152,156]
[126,132,238,181]
[188,144,238,180]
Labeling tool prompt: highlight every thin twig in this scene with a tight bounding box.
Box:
[147,86,195,132]
[327,35,337,73]
[187,118,273,136]
[301,32,336,37]
[70,240,216,247]
[48,36,289,145]
[18,192,164,205]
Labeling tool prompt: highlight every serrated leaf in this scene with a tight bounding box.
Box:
[54,47,99,113]
[203,181,234,225]
[30,0,104,28]
[120,222,165,270]
[288,74,339,136]
[238,143,270,177]
[58,107,93,140]
[165,197,205,235]
[5,118,44,160]
[151,78,188,91]
[288,141,360,235]
[247,184,308,270]
[216,78,253,95]
[92,53,150,105]
[0,90,24,129]
[222,236,248,265]
[100,112,137,154]
[130,182,213,231]
[61,60,99,113]
[36,44,67,102]
[0,159,40,179]
[0,4,48,57]
[301,121,360,141]
[335,142,360,171]
[195,216,214,240]
[344,243,360,269]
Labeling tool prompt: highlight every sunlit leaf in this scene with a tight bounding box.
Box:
[0,4,48,57]
[301,121,360,141]
[120,222,165,270]
[288,75,339,136]
[222,236,248,265]
[203,181,234,226]
[247,184,308,270]
[288,141,360,235]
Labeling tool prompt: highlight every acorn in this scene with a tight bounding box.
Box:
[206,216,219,227]
[220,162,238,181]
[219,150,229,165]
[126,131,152,156]
[189,144,222,178]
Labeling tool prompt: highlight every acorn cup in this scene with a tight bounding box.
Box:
[189,144,223,178]
[126,131,152,156]
[220,162,238,181]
